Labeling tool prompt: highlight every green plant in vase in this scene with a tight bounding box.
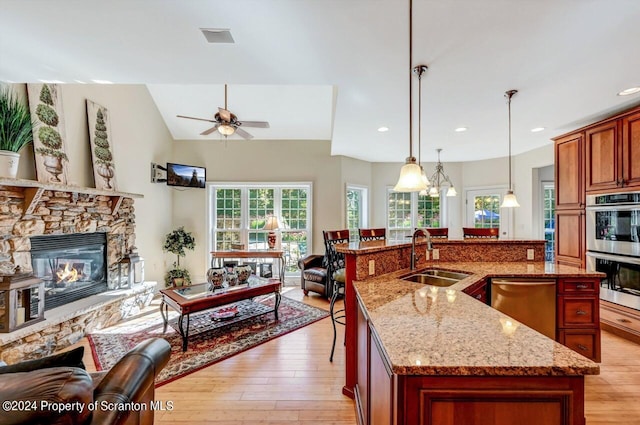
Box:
[163,226,196,287]
[93,108,115,188]
[0,86,36,178]
[34,84,67,182]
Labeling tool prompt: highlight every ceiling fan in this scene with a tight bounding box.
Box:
[176,84,270,139]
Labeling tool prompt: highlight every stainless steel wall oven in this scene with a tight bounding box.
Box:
[586,192,640,295]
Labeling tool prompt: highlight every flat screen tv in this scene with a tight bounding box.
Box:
[166,162,206,189]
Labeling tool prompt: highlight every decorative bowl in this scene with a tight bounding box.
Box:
[206,267,226,289]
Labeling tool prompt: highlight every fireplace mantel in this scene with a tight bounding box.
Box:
[0,177,143,215]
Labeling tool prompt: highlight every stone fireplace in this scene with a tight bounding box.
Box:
[0,179,154,362]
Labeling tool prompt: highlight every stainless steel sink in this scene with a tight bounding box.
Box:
[401,274,459,287]
[421,269,470,280]
[400,268,470,287]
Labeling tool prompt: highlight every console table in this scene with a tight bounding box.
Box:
[210,249,286,279]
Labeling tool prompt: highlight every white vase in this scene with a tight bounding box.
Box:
[0,150,20,179]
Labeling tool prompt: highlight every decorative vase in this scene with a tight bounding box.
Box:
[206,267,226,290]
[172,277,185,287]
[43,154,63,182]
[236,264,253,284]
[0,150,20,179]
[97,164,114,189]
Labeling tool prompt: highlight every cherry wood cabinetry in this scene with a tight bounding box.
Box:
[585,121,621,192]
[557,277,601,362]
[555,133,585,210]
[621,111,640,189]
[555,209,585,268]
[600,299,640,344]
[462,278,487,303]
[355,297,370,425]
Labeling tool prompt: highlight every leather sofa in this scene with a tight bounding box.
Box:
[0,337,171,425]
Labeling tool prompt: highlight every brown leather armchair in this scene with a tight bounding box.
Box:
[0,337,171,425]
[298,254,329,298]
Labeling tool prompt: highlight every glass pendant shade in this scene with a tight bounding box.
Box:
[420,166,430,186]
[500,190,520,208]
[394,158,427,192]
[446,186,457,197]
[428,186,439,197]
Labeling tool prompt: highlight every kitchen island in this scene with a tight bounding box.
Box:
[336,239,603,425]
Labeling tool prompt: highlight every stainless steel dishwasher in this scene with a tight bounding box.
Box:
[490,278,556,339]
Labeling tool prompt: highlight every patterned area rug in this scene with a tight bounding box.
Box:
[87,295,329,387]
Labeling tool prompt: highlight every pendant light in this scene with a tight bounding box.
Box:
[500,89,520,208]
[415,65,431,195]
[393,0,428,192]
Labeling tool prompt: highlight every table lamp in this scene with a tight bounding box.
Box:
[263,215,280,249]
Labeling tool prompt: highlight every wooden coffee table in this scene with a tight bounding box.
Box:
[159,276,282,351]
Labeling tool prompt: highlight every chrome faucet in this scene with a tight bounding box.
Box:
[411,228,433,270]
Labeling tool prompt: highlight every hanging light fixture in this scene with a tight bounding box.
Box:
[425,148,457,197]
[500,89,520,208]
[393,0,428,192]
[415,65,431,195]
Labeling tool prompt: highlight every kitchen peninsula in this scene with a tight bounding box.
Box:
[336,238,603,425]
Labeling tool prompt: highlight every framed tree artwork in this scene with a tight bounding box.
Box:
[27,83,70,184]
[87,100,117,190]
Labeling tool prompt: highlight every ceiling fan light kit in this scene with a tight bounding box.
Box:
[177,84,269,140]
[394,0,428,192]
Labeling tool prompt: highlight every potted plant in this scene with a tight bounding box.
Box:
[163,226,196,287]
[0,86,35,178]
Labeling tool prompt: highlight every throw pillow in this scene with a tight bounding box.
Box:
[0,346,85,374]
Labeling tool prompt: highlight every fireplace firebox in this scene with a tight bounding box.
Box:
[30,233,108,311]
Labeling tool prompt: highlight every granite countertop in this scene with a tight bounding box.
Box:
[354,262,602,377]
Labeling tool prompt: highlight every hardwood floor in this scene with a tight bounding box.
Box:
[69,287,640,425]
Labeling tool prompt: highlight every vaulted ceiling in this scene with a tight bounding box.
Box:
[2,0,640,162]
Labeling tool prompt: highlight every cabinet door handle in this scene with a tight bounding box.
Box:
[475,293,482,300]
[576,284,589,289]
[576,309,587,316]
[617,318,632,324]
[577,344,588,352]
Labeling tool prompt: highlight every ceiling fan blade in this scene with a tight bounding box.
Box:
[218,107,232,122]
[177,114,216,123]
[238,120,270,128]
[200,124,220,136]
[234,127,254,140]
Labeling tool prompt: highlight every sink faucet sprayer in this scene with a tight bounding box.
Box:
[411,228,433,270]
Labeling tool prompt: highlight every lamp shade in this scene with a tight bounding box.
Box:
[394,158,428,192]
[500,190,520,208]
[446,186,457,197]
[218,124,235,136]
[263,215,280,231]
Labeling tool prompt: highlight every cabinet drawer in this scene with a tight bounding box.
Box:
[558,278,599,295]
[558,296,599,327]
[559,329,600,362]
[600,301,640,343]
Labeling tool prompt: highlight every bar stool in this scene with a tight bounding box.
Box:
[323,229,350,362]
[358,227,386,241]
[462,227,499,239]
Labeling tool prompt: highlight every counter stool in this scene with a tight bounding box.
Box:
[329,268,346,362]
[323,229,350,362]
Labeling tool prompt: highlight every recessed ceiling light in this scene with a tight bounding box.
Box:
[378,126,389,132]
[531,127,545,132]
[454,127,467,132]
[618,87,640,96]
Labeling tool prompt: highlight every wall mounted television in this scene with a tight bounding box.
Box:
[166,162,206,189]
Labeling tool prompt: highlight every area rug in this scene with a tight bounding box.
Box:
[87,295,329,387]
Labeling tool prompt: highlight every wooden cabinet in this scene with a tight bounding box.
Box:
[462,279,487,304]
[585,121,621,192]
[600,299,640,344]
[356,297,370,425]
[369,332,393,425]
[621,111,640,189]
[555,133,584,209]
[557,278,601,362]
[555,209,585,268]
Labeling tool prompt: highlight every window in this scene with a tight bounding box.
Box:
[209,183,312,275]
[543,183,555,261]
[387,188,441,242]
[465,187,512,238]
[346,185,368,241]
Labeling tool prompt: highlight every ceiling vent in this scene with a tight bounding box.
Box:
[200,28,235,44]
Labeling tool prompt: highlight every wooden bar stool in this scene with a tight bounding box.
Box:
[358,228,386,241]
[462,227,499,239]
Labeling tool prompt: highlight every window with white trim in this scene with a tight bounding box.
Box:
[209,183,312,274]
[346,185,368,241]
[387,188,441,242]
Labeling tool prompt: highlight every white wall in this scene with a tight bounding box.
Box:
[12,84,174,284]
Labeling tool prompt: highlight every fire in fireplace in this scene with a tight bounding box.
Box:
[30,233,108,311]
